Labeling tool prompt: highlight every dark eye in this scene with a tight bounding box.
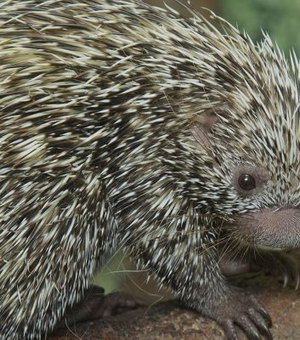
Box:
[238,174,256,191]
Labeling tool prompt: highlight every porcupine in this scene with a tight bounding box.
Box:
[0,0,300,339]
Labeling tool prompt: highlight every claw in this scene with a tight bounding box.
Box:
[253,251,300,291]
[264,328,273,340]
[236,315,261,340]
[214,290,272,340]
[283,272,288,288]
[248,306,273,339]
[257,307,272,327]
[222,319,239,340]
[295,272,300,290]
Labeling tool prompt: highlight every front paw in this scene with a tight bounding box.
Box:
[214,289,272,340]
[253,251,300,289]
[55,285,144,330]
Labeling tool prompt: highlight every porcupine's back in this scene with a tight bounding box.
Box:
[0,0,300,339]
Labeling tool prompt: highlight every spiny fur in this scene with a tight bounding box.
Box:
[0,0,299,338]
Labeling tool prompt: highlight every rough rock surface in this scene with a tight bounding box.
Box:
[50,271,300,340]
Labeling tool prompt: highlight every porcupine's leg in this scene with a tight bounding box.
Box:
[251,251,300,288]
[54,285,144,329]
[219,251,300,288]
[129,219,273,340]
[218,242,300,289]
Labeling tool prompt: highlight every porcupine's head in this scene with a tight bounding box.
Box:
[188,13,300,250]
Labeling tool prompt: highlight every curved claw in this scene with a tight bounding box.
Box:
[248,307,273,338]
[222,319,240,340]
[295,270,300,290]
[253,251,300,290]
[249,296,272,327]
[222,307,273,340]
[283,271,288,288]
[235,314,261,340]
[277,254,299,290]
[214,290,272,340]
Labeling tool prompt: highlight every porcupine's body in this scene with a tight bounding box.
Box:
[1,0,300,339]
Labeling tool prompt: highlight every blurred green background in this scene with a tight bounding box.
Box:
[96,0,300,297]
[147,0,300,54]
[218,0,300,54]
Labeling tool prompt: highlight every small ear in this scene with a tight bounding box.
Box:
[191,111,218,147]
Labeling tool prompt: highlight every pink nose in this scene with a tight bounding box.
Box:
[238,207,300,249]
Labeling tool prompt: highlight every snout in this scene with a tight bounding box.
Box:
[237,207,300,249]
